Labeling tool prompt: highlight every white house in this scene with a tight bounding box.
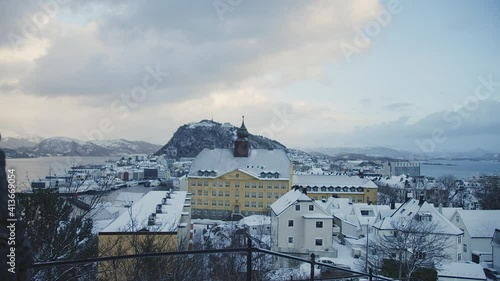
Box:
[492,229,500,271]
[450,210,500,262]
[372,197,464,262]
[270,189,336,266]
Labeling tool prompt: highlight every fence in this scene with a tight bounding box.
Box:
[32,238,393,281]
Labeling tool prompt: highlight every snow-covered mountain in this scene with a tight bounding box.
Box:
[2,137,161,157]
[155,119,287,158]
[0,135,44,149]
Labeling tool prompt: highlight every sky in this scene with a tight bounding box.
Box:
[1,0,499,153]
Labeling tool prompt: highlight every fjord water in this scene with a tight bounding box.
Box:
[6,156,117,191]
[420,160,500,179]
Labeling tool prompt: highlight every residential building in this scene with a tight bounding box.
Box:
[492,229,500,271]
[450,210,500,262]
[372,197,463,262]
[98,190,191,280]
[188,118,292,219]
[291,174,378,204]
[270,189,336,267]
[384,161,421,177]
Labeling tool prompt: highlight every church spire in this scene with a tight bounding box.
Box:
[234,116,250,157]
[236,115,249,139]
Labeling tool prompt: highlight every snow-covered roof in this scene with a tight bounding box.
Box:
[438,262,486,280]
[292,175,377,189]
[373,199,463,235]
[238,215,271,226]
[101,191,189,233]
[303,213,332,219]
[441,207,462,221]
[270,189,311,216]
[454,210,500,238]
[188,148,291,179]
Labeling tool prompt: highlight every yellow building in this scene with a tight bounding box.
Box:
[188,119,292,219]
[292,174,378,204]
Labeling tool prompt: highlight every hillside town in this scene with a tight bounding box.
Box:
[12,119,499,281]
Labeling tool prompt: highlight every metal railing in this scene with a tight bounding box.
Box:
[32,238,393,281]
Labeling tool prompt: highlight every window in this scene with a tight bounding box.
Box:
[197,199,202,205]
[456,216,460,223]
[315,238,323,246]
[235,182,240,188]
[212,190,216,196]
[244,201,249,207]
[267,192,272,199]
[212,181,216,187]
[251,201,256,208]
[309,205,314,211]
[458,253,461,261]
[316,221,323,228]
[361,210,370,216]
[258,192,263,198]
[212,200,216,206]
[274,192,279,199]
[204,199,208,205]
[225,200,230,206]
[225,191,230,197]
[245,191,249,198]
[274,183,279,189]
[281,183,286,189]
[258,202,263,208]
[288,237,294,244]
[225,181,230,187]
[219,190,223,196]
[197,180,202,186]
[267,183,272,189]
[295,205,301,211]
[458,236,461,244]
[219,181,223,187]
[245,182,249,188]
[191,181,195,186]
[252,192,256,198]
[463,244,467,253]
[204,180,208,186]
[197,190,202,196]
[288,220,294,227]
[235,191,239,198]
[203,190,208,196]
[219,200,223,206]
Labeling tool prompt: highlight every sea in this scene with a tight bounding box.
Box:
[420,159,500,179]
[6,156,119,191]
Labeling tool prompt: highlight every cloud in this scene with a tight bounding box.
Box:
[327,100,500,152]
[13,0,382,105]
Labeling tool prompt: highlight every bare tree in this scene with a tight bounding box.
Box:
[436,175,457,207]
[364,217,451,280]
[475,176,500,210]
[19,162,116,280]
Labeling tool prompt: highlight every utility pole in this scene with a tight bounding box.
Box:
[365,218,369,273]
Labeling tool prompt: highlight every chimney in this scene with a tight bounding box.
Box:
[419,193,424,206]
[438,203,443,214]
[390,200,395,210]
